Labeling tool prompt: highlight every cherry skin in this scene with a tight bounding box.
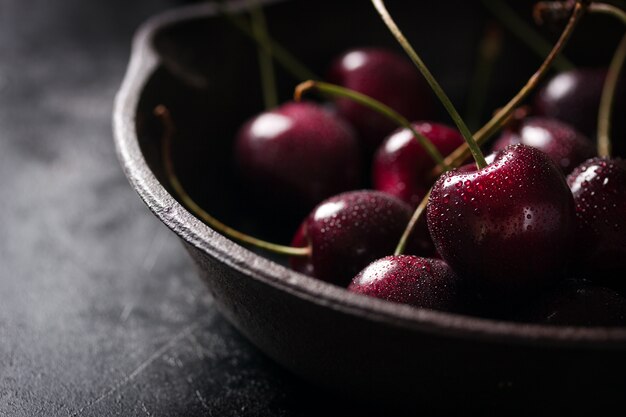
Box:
[235,101,360,212]
[373,121,465,207]
[348,255,460,311]
[290,190,430,286]
[519,279,626,326]
[491,117,595,174]
[534,67,626,156]
[327,47,435,152]
[426,144,576,298]
[566,157,626,289]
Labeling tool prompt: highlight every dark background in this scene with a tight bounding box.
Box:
[0,1,322,415]
[0,0,623,416]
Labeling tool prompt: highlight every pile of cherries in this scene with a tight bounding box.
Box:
[177,2,626,327]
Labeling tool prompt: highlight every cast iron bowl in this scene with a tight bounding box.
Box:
[114,1,626,415]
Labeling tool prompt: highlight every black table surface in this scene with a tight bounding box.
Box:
[0,1,385,415]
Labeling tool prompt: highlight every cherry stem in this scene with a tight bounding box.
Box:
[154,105,310,258]
[588,2,626,156]
[472,1,587,147]
[466,23,503,131]
[394,189,431,256]
[598,34,626,158]
[371,0,487,170]
[589,2,626,24]
[249,0,278,109]
[430,0,588,178]
[481,0,575,72]
[295,80,449,170]
[217,3,319,82]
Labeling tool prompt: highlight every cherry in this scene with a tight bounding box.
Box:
[235,101,361,211]
[326,47,434,152]
[534,67,626,155]
[519,279,626,326]
[566,157,626,289]
[491,117,596,174]
[373,122,465,207]
[426,144,576,298]
[290,190,429,286]
[348,255,460,311]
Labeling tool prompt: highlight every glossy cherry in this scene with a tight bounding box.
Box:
[427,144,576,298]
[290,190,430,286]
[492,117,595,174]
[519,279,626,326]
[348,255,460,311]
[567,157,626,289]
[534,67,626,155]
[373,122,465,207]
[235,101,360,211]
[327,47,435,152]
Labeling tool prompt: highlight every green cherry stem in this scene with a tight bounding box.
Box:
[593,1,626,157]
[598,32,626,157]
[430,0,588,178]
[371,0,487,170]
[589,2,626,24]
[481,0,575,72]
[295,80,449,170]
[249,0,278,109]
[394,189,431,256]
[155,105,310,257]
[217,3,319,81]
[472,1,587,148]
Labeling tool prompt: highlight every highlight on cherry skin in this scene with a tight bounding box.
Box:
[327,47,435,152]
[535,68,626,143]
[373,121,465,207]
[566,157,626,291]
[426,144,576,300]
[348,255,461,312]
[289,190,433,287]
[491,116,595,174]
[235,101,361,212]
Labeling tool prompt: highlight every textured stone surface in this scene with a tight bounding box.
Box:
[0,1,381,415]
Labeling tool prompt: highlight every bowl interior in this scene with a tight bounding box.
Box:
[136,0,530,253]
[131,0,625,331]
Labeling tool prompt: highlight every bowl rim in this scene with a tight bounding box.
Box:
[113,0,626,348]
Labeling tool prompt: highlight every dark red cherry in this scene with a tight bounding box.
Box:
[348,255,460,311]
[519,280,626,326]
[373,122,465,207]
[427,144,576,298]
[534,67,626,156]
[290,190,429,286]
[327,48,435,152]
[567,157,626,288]
[492,117,595,174]
[235,101,360,211]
